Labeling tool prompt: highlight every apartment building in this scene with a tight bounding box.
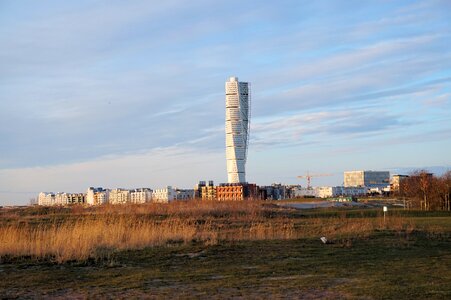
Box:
[316,186,367,198]
[175,189,195,200]
[152,186,176,203]
[216,183,259,201]
[38,192,55,206]
[130,188,152,204]
[86,187,109,205]
[109,188,130,204]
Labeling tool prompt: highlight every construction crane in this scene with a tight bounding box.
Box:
[297,172,333,189]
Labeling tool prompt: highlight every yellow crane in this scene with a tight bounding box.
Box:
[297,172,333,189]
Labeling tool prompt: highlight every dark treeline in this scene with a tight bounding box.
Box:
[397,170,451,211]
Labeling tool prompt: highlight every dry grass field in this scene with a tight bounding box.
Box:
[0,201,427,263]
[0,201,450,298]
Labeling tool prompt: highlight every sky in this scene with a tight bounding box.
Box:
[1,0,450,205]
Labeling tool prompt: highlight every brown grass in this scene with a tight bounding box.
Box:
[0,201,433,263]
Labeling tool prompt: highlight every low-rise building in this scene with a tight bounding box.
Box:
[70,193,85,204]
[38,192,85,205]
[201,185,216,200]
[195,181,206,199]
[292,186,317,198]
[152,186,176,203]
[175,189,195,200]
[54,193,68,205]
[216,183,259,201]
[316,186,367,198]
[86,187,109,205]
[130,188,152,204]
[38,192,55,206]
[216,184,244,201]
[200,181,216,200]
[260,183,289,200]
[109,188,130,204]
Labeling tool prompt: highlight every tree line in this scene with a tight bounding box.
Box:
[397,170,451,211]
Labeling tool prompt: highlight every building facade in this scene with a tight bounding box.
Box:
[38,192,55,206]
[201,184,216,200]
[195,180,215,199]
[38,192,85,206]
[109,188,130,204]
[390,174,409,193]
[86,187,109,205]
[260,183,290,200]
[344,170,390,188]
[316,186,367,198]
[130,188,152,204]
[292,186,316,198]
[216,183,259,201]
[216,184,245,201]
[152,186,176,203]
[175,189,195,200]
[225,76,250,183]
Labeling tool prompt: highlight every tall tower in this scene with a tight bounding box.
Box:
[225,76,250,183]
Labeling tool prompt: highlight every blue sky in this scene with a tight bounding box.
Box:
[1,0,450,205]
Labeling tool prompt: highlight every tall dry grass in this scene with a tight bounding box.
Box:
[0,201,424,263]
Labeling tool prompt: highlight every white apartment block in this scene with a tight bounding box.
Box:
[130,188,153,204]
[152,186,176,203]
[109,188,130,204]
[316,186,367,198]
[38,192,55,206]
[54,193,68,205]
[38,192,85,206]
[86,187,109,205]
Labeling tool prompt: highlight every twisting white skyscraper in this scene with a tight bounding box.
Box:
[225,77,250,183]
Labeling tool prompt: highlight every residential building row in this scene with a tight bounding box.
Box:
[37,170,407,205]
[38,186,195,206]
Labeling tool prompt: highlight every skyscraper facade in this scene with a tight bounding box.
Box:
[225,77,250,183]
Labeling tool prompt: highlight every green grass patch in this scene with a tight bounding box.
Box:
[1,231,450,298]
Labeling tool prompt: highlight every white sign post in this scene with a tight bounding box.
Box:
[383,206,388,223]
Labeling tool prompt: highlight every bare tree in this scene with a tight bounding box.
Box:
[399,170,451,211]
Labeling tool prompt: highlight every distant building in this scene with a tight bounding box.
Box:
[86,187,109,205]
[56,192,83,205]
[38,192,55,206]
[38,192,85,206]
[201,185,216,200]
[225,76,250,183]
[316,186,367,198]
[259,183,290,200]
[175,189,195,200]
[54,193,69,205]
[292,186,316,198]
[201,181,216,200]
[66,193,85,205]
[216,183,259,201]
[194,181,206,198]
[390,174,409,193]
[129,188,152,204]
[152,186,176,203]
[195,180,216,200]
[344,170,390,188]
[109,188,130,204]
